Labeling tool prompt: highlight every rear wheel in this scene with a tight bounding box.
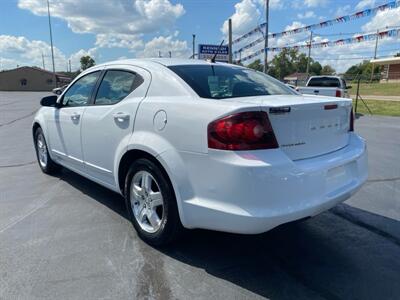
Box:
[34,127,60,174]
[124,158,183,246]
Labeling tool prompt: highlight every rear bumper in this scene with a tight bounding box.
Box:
[175,133,367,234]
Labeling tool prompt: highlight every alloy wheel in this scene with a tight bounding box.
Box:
[130,170,164,233]
[37,133,48,168]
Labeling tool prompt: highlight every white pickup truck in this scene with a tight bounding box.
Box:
[297,76,351,98]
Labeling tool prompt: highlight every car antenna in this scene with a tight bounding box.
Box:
[210,40,225,63]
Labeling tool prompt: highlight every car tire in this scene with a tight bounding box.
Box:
[124,158,183,246]
[34,127,60,174]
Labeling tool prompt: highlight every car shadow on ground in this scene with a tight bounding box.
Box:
[58,168,400,300]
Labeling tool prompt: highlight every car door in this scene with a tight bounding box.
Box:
[47,70,101,173]
[80,66,150,188]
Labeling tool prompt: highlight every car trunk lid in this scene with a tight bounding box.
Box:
[223,95,352,160]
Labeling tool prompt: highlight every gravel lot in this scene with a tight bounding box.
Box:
[1,91,399,300]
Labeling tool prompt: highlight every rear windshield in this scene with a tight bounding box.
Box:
[307,77,341,88]
[168,64,296,99]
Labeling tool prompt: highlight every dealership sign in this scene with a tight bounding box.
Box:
[198,44,229,62]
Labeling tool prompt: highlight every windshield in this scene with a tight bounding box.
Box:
[168,64,297,99]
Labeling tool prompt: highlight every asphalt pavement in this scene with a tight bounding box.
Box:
[0,91,399,300]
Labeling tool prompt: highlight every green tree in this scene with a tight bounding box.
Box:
[246,49,328,80]
[321,65,336,75]
[345,60,379,77]
[309,61,322,75]
[345,64,361,76]
[294,53,309,73]
[269,49,296,80]
[80,55,95,70]
[247,59,263,72]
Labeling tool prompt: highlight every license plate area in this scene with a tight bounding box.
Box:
[326,161,356,193]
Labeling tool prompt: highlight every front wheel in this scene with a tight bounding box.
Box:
[124,158,183,246]
[34,127,60,174]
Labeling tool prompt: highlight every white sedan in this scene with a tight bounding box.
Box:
[33,59,368,245]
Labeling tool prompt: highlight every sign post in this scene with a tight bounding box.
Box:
[198,44,229,63]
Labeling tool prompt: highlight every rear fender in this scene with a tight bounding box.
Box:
[114,130,195,227]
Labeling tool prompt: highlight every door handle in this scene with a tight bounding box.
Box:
[113,112,130,122]
[71,112,80,121]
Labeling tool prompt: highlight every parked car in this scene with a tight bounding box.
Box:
[52,84,68,95]
[285,83,297,90]
[33,59,367,245]
[297,76,351,98]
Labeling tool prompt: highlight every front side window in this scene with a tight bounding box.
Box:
[62,71,100,107]
[168,65,296,99]
[94,70,137,105]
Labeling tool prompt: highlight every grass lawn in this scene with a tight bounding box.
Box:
[353,99,400,117]
[352,83,400,97]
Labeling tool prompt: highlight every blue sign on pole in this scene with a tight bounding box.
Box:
[198,44,229,62]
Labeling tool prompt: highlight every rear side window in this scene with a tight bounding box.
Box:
[308,77,341,88]
[168,65,295,99]
[94,70,139,105]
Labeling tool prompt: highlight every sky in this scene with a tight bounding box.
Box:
[0,0,399,73]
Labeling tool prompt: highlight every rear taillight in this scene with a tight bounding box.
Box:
[349,108,354,132]
[208,111,279,150]
[335,89,342,97]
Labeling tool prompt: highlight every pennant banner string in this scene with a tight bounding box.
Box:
[236,29,400,63]
[232,0,400,50]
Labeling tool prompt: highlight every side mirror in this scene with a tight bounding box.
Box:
[40,95,60,107]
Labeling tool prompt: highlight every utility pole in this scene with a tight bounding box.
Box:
[169,51,172,58]
[306,31,313,78]
[42,53,46,70]
[263,0,269,73]
[192,34,196,59]
[370,29,379,82]
[228,19,233,64]
[46,0,56,87]
[158,51,161,58]
[69,59,71,72]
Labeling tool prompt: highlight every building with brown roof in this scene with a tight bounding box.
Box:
[0,66,72,91]
[370,57,400,83]
[283,72,309,86]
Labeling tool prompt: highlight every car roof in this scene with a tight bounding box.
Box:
[95,58,242,70]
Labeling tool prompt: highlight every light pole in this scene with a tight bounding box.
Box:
[263,0,269,73]
[228,19,233,64]
[192,34,196,59]
[46,0,56,87]
[42,53,46,70]
[370,29,379,82]
[306,31,313,78]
